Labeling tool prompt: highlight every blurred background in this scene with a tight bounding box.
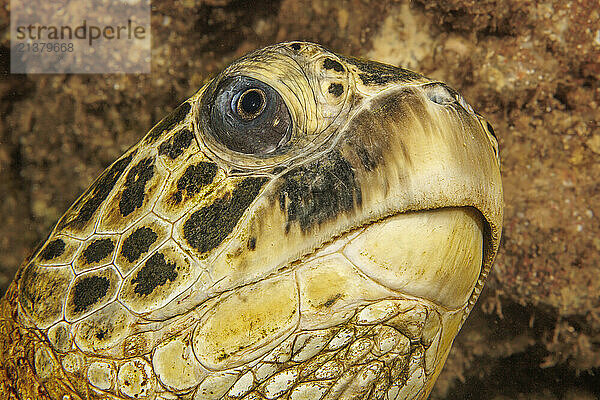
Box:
[1,0,599,398]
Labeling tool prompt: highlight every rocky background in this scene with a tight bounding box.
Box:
[1,0,599,398]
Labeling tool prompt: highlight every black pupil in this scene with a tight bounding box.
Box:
[239,90,263,116]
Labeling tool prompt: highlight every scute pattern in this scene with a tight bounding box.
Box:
[82,238,115,264]
[98,154,169,234]
[56,151,135,237]
[18,264,73,329]
[66,266,121,321]
[158,127,195,160]
[39,238,66,261]
[7,88,207,395]
[181,177,268,255]
[12,106,210,350]
[155,153,223,221]
[131,252,178,295]
[115,214,171,276]
[119,156,156,217]
[37,235,81,266]
[74,234,118,273]
[22,298,440,400]
[119,239,203,314]
[120,226,159,263]
[74,301,136,357]
[176,162,219,203]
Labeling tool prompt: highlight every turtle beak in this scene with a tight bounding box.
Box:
[336,82,503,307]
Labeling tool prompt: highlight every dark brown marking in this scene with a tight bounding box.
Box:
[328,83,344,97]
[341,89,415,172]
[40,239,65,261]
[290,43,301,51]
[71,276,110,313]
[354,146,378,172]
[82,238,115,264]
[323,293,343,308]
[183,177,267,254]
[121,227,158,263]
[323,58,344,73]
[341,56,424,85]
[158,128,194,159]
[272,166,285,175]
[96,329,108,340]
[147,102,192,142]
[132,253,178,296]
[278,151,361,232]
[174,162,218,204]
[60,153,134,230]
[247,237,256,250]
[119,157,155,217]
[173,191,183,204]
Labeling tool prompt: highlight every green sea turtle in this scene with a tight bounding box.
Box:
[0,42,502,400]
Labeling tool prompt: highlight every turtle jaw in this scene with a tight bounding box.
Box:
[294,206,484,330]
[283,206,484,400]
[346,206,484,310]
[316,207,482,299]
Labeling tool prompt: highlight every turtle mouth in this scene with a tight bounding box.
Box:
[300,206,485,311]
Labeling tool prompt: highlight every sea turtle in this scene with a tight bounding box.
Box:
[0,42,502,400]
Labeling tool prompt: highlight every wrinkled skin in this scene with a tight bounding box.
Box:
[0,42,502,400]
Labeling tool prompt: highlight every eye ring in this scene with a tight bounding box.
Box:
[235,88,267,120]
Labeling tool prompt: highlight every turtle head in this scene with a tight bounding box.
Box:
[11,42,503,399]
[182,41,502,311]
[169,42,504,385]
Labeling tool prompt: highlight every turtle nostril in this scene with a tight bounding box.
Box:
[486,121,497,139]
[424,84,455,106]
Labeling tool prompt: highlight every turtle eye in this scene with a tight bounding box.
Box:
[204,76,292,155]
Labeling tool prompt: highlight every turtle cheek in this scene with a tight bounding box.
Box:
[191,274,300,371]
